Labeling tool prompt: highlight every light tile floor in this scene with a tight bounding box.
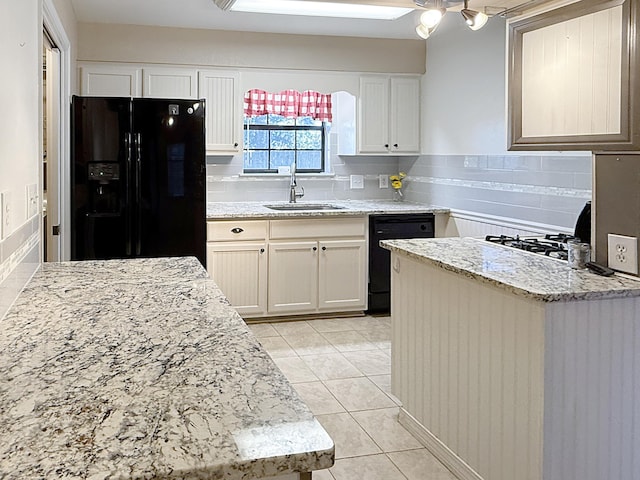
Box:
[249,315,457,480]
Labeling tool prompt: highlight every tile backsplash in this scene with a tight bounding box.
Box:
[400,154,592,230]
[0,216,40,319]
[206,151,592,232]
[206,153,401,203]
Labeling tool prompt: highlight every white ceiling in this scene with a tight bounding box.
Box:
[69,0,529,40]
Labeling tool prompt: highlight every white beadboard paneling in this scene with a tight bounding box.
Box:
[544,298,640,480]
[391,251,640,480]
[521,5,623,137]
[198,70,240,152]
[391,254,545,480]
[207,242,267,317]
[450,214,548,239]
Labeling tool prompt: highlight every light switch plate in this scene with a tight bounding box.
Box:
[350,174,364,189]
[26,184,38,218]
[0,191,11,240]
[379,175,389,189]
[608,233,638,275]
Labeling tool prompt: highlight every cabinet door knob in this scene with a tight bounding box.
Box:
[234,142,239,148]
[260,248,265,253]
[313,246,317,251]
[384,144,389,148]
[231,227,244,234]
[393,143,398,148]
[321,246,327,251]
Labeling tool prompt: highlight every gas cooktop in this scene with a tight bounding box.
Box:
[485,234,578,261]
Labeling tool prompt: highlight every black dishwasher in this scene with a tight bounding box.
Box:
[368,213,435,313]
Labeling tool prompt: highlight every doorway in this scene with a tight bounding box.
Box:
[42,31,61,261]
[42,0,71,261]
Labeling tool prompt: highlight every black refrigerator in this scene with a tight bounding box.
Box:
[71,96,206,266]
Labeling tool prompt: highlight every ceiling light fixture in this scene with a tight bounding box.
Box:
[460,0,488,30]
[216,0,413,20]
[414,0,489,39]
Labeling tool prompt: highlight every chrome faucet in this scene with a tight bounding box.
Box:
[289,162,304,203]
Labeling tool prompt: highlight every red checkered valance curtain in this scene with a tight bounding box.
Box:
[243,89,333,122]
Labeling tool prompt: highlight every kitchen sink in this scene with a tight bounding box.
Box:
[264,203,346,211]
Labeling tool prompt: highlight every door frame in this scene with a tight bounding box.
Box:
[43,0,71,261]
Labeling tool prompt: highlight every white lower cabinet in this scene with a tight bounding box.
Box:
[207,242,267,317]
[318,239,366,311]
[207,217,367,318]
[268,241,319,314]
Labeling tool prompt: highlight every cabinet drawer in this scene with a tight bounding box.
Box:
[207,220,268,241]
[270,217,366,239]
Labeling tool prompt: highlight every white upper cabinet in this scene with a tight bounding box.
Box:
[80,64,142,97]
[358,75,420,155]
[198,70,241,154]
[389,77,421,154]
[142,67,198,99]
[80,64,197,99]
[508,0,640,150]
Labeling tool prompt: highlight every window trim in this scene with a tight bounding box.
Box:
[243,116,328,174]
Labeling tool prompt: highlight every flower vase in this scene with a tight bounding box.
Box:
[393,189,404,202]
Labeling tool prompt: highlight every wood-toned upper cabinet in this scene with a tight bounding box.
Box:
[198,70,241,154]
[508,0,640,151]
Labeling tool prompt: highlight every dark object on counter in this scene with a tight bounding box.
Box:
[574,201,591,244]
[367,213,435,314]
[71,96,206,266]
[585,261,615,276]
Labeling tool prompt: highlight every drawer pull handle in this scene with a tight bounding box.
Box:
[231,227,244,234]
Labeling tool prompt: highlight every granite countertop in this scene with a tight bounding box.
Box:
[206,200,449,219]
[382,237,640,302]
[0,257,333,479]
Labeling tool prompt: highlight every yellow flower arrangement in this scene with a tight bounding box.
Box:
[389,172,407,201]
[389,172,407,190]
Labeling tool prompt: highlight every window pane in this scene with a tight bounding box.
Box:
[270,130,295,149]
[296,130,322,149]
[246,115,268,125]
[244,129,268,149]
[296,151,322,170]
[296,117,321,126]
[271,151,295,168]
[244,150,269,170]
[268,114,295,126]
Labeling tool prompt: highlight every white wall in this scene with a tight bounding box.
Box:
[404,13,592,230]
[421,14,507,155]
[0,0,76,318]
[77,22,426,75]
[0,0,41,225]
[0,0,43,317]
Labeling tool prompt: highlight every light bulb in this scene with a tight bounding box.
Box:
[420,8,445,29]
[416,24,430,39]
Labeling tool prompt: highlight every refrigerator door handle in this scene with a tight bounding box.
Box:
[124,133,132,256]
[135,132,142,256]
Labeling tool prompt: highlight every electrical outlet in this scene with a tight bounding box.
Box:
[0,191,11,240]
[379,175,389,188]
[608,233,638,275]
[350,174,364,189]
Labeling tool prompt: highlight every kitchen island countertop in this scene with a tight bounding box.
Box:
[382,237,640,302]
[0,257,333,479]
[206,200,449,219]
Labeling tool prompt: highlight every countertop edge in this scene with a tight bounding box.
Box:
[382,240,640,303]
